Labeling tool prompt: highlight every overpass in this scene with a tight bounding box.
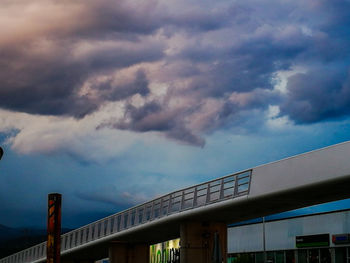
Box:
[2,141,350,263]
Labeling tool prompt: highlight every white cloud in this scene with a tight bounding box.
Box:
[265,105,292,130]
[272,66,307,94]
[0,106,150,163]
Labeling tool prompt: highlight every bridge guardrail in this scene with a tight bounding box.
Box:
[0,170,252,263]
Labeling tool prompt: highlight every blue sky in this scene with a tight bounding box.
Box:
[0,0,350,229]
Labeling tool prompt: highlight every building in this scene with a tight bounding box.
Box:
[227,209,350,263]
[97,209,350,263]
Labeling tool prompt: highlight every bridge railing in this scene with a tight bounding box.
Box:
[0,170,252,263]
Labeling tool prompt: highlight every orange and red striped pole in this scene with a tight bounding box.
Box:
[47,193,62,263]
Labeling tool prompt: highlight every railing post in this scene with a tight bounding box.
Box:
[106,218,112,234]
[193,187,198,207]
[127,210,132,228]
[61,237,65,252]
[134,209,139,226]
[180,191,185,211]
[94,223,99,239]
[82,228,87,244]
[120,214,125,230]
[87,225,92,242]
[116,215,121,232]
[142,205,146,223]
[233,175,239,196]
[112,215,117,233]
[42,243,45,257]
[219,179,224,199]
[159,198,163,218]
[150,201,155,221]
[71,231,76,248]
[206,184,211,203]
[168,194,173,215]
[77,230,82,246]
[36,245,39,259]
[32,247,36,261]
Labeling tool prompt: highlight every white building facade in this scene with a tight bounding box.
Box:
[227,209,350,263]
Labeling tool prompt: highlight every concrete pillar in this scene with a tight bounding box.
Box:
[109,243,128,263]
[130,244,149,263]
[109,242,149,263]
[180,222,227,263]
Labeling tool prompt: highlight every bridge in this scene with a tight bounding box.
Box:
[2,141,350,263]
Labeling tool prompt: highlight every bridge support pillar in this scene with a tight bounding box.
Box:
[180,221,227,263]
[109,242,149,263]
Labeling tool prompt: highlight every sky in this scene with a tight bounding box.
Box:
[0,0,350,229]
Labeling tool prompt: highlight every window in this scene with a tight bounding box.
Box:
[308,249,319,263]
[320,248,331,263]
[275,251,285,263]
[285,250,295,263]
[266,251,275,262]
[256,252,264,263]
[335,247,347,263]
[298,250,307,263]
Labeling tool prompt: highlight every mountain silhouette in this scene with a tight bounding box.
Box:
[0,224,72,259]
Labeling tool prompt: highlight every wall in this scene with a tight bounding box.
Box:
[228,210,350,253]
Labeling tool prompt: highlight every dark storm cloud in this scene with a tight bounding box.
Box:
[99,0,350,146]
[173,14,314,99]
[0,48,93,117]
[163,8,229,32]
[0,0,229,119]
[272,0,350,125]
[89,0,160,35]
[90,69,150,102]
[116,102,171,132]
[221,89,280,119]
[101,100,205,146]
[0,2,164,117]
[1,0,350,147]
[280,69,350,123]
[0,42,161,117]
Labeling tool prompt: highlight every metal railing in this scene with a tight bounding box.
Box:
[0,170,252,263]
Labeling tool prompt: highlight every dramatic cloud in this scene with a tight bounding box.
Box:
[3,0,350,229]
[0,0,164,118]
[280,69,350,123]
[1,0,350,151]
